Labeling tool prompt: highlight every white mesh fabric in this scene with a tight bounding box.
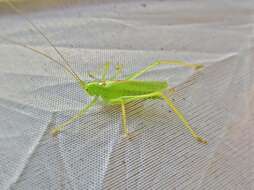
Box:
[0,1,254,190]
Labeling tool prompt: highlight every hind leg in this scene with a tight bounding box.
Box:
[159,93,207,144]
[125,60,203,80]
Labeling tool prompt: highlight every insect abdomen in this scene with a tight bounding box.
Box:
[101,80,168,100]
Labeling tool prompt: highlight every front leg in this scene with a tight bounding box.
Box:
[101,62,111,80]
[51,97,98,136]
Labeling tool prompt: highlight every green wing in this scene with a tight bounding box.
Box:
[101,80,168,101]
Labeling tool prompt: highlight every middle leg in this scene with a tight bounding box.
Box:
[117,92,162,138]
[120,100,129,137]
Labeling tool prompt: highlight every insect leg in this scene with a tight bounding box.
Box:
[109,92,161,104]
[110,64,123,80]
[159,93,207,144]
[168,87,176,96]
[120,100,129,136]
[118,92,161,135]
[88,72,99,80]
[125,60,203,80]
[101,62,111,80]
[51,97,98,136]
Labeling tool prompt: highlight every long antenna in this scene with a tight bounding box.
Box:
[5,1,83,83]
[0,36,81,82]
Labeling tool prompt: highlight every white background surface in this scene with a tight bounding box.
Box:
[0,0,254,189]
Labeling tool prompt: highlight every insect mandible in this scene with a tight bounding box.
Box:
[1,1,207,144]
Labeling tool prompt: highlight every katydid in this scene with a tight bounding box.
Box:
[1,1,207,144]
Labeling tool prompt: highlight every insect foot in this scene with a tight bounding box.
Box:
[194,64,204,70]
[168,88,176,96]
[195,135,208,144]
[123,132,137,140]
[51,128,61,137]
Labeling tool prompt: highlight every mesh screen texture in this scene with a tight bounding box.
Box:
[0,0,254,190]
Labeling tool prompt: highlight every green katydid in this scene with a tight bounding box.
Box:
[2,1,207,144]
